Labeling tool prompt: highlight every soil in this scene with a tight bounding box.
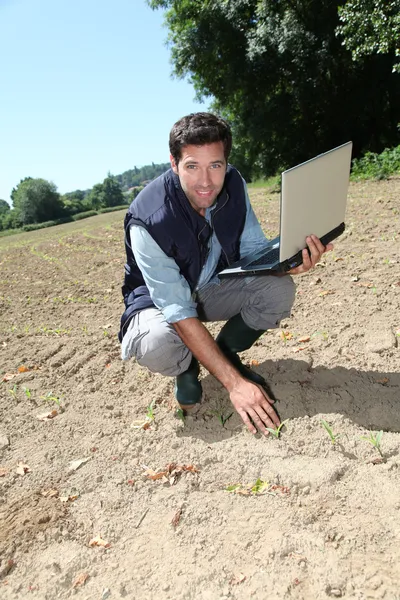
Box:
[0,178,399,600]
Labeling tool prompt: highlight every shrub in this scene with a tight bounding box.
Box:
[98,205,128,214]
[72,210,98,221]
[351,145,400,180]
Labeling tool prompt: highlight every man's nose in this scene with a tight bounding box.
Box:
[200,169,212,187]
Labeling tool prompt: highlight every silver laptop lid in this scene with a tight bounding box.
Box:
[279,141,352,262]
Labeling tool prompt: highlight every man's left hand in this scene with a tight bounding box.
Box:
[287,234,333,275]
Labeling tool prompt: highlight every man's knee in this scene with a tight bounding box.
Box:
[124,309,191,377]
[243,274,296,330]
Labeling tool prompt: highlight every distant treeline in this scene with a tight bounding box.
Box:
[0,162,170,232]
[114,162,170,191]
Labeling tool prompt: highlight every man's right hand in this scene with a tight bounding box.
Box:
[173,317,280,434]
[229,379,280,435]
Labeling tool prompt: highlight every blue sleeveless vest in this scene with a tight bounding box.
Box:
[119,166,246,340]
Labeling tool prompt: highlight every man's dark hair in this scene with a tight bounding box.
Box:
[169,112,232,164]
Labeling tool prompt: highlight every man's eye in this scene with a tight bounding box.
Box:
[211,164,221,169]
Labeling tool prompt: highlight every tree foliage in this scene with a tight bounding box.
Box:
[337,0,400,73]
[148,0,400,177]
[12,178,65,225]
[115,162,170,191]
[0,199,10,215]
[87,174,125,210]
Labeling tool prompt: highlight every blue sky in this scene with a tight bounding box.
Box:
[0,0,207,204]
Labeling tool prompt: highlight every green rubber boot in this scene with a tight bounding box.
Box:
[174,356,202,410]
[216,313,267,387]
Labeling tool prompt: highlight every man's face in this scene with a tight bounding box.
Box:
[170,141,227,216]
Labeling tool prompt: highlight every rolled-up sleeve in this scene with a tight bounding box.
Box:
[129,225,198,323]
[239,180,270,258]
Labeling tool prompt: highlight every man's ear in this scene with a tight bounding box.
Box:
[170,154,179,175]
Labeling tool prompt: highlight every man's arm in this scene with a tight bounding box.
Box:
[173,317,280,434]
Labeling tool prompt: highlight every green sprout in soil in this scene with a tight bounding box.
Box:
[266,419,289,438]
[226,478,272,496]
[40,391,62,408]
[175,408,186,422]
[361,430,384,458]
[211,408,233,428]
[23,387,32,400]
[146,399,156,421]
[9,384,18,400]
[321,420,341,445]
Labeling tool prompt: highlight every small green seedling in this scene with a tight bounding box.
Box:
[175,408,185,422]
[41,391,61,408]
[217,411,233,428]
[146,399,156,421]
[266,419,289,438]
[361,430,384,458]
[321,420,341,445]
[211,408,233,428]
[23,387,32,400]
[9,384,18,400]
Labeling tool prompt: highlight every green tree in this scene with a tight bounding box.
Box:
[0,199,10,215]
[148,0,400,177]
[87,174,125,209]
[337,0,400,73]
[0,210,21,232]
[12,178,65,225]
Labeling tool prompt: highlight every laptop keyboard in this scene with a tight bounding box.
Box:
[247,247,280,267]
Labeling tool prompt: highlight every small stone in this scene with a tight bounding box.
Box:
[330,589,342,597]
[0,435,9,450]
[365,328,396,353]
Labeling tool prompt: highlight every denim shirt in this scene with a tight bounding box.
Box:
[128,180,269,325]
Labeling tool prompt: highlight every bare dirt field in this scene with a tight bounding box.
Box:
[0,179,399,600]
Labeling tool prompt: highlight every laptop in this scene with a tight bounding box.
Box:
[218,141,353,278]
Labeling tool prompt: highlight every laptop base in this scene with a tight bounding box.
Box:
[218,222,345,279]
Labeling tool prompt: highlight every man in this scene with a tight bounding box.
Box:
[119,113,331,435]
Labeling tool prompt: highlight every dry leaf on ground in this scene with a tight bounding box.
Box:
[68,457,90,472]
[88,535,110,548]
[0,467,9,477]
[17,365,30,373]
[297,336,311,343]
[41,488,59,498]
[356,281,373,288]
[2,372,17,382]
[15,462,31,476]
[36,409,58,421]
[250,359,259,366]
[60,488,80,502]
[171,507,182,528]
[318,290,335,297]
[375,377,389,384]
[144,463,199,485]
[72,573,89,588]
[293,347,306,353]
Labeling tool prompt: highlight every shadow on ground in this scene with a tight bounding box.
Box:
[178,359,400,443]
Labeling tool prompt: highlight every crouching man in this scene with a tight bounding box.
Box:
[119,113,331,434]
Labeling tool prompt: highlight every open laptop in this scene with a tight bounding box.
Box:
[218,141,353,278]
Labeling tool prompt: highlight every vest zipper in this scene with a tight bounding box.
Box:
[210,193,230,266]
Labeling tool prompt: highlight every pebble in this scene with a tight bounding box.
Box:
[0,434,9,450]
